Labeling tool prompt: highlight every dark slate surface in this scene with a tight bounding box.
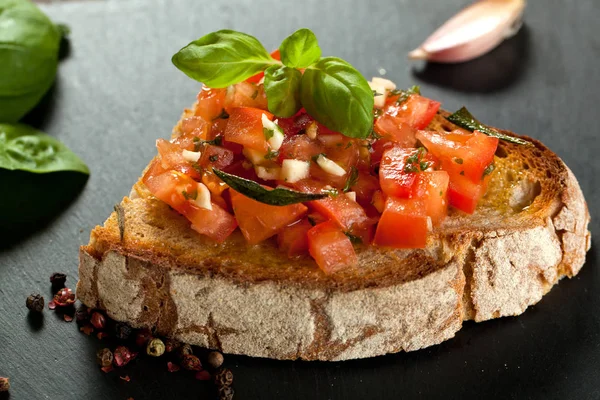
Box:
[0,0,598,399]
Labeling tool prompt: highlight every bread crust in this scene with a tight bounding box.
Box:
[77,115,591,361]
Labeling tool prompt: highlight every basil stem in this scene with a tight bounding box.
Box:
[446,107,532,146]
[213,169,326,206]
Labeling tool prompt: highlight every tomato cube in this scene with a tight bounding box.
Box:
[307,221,358,274]
[224,107,272,152]
[277,219,312,257]
[374,197,428,248]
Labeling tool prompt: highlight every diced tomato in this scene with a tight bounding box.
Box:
[246,49,281,84]
[222,159,260,181]
[230,189,308,245]
[278,134,323,162]
[178,116,209,148]
[224,107,272,152]
[155,139,201,180]
[198,144,235,170]
[295,180,374,241]
[209,118,229,139]
[379,146,438,198]
[277,219,312,257]
[447,173,490,214]
[383,94,440,130]
[196,87,227,122]
[277,109,314,136]
[415,170,449,226]
[374,114,417,147]
[142,170,237,242]
[224,82,268,113]
[201,170,228,196]
[310,135,359,188]
[350,171,380,208]
[307,221,358,274]
[370,139,394,166]
[371,190,386,213]
[374,197,428,248]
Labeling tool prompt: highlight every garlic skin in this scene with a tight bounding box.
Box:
[409,0,526,63]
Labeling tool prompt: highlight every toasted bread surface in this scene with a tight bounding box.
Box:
[77,108,591,360]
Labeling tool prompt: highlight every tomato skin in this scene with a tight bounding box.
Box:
[199,144,235,170]
[278,134,323,162]
[277,109,314,136]
[196,87,226,122]
[447,173,490,214]
[415,170,449,226]
[224,107,272,152]
[374,197,428,249]
[230,189,308,245]
[310,135,359,188]
[155,139,202,180]
[277,219,312,257]
[370,139,394,166]
[384,94,441,130]
[378,147,437,199]
[307,221,358,274]
[178,116,209,148]
[142,170,237,242]
[224,82,268,113]
[374,114,417,147]
[351,171,380,208]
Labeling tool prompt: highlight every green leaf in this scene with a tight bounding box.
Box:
[0,123,89,174]
[447,107,532,146]
[342,166,358,192]
[279,28,321,69]
[263,64,302,117]
[213,169,325,206]
[301,57,374,139]
[172,30,278,88]
[0,0,62,122]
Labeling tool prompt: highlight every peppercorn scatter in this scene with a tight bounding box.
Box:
[97,348,114,368]
[26,293,44,312]
[147,338,166,357]
[53,287,75,307]
[49,272,67,292]
[0,377,9,392]
[207,351,224,370]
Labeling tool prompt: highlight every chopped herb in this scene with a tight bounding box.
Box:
[369,128,383,140]
[311,153,326,162]
[212,169,326,206]
[342,167,359,192]
[193,137,203,151]
[344,232,362,244]
[419,161,430,171]
[394,85,421,105]
[454,158,464,164]
[404,164,419,173]
[263,127,274,140]
[307,215,317,226]
[264,149,279,160]
[460,171,465,176]
[372,90,383,97]
[213,109,229,120]
[439,190,443,196]
[209,154,219,162]
[182,189,198,200]
[251,89,259,99]
[191,162,202,173]
[373,108,383,118]
[322,187,339,197]
[446,107,532,146]
[205,136,223,146]
[406,153,419,164]
[345,141,353,149]
[482,163,495,178]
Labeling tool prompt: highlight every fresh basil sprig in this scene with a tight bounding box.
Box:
[213,168,326,206]
[0,0,65,122]
[447,107,532,146]
[0,123,89,174]
[263,65,302,117]
[172,29,374,139]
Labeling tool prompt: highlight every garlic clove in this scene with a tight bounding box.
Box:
[409,0,526,63]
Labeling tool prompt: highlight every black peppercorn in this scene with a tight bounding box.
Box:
[0,377,9,392]
[180,354,202,371]
[96,348,113,368]
[75,304,90,325]
[213,368,234,387]
[146,338,165,357]
[114,322,132,340]
[177,343,193,359]
[26,293,44,312]
[206,351,224,370]
[217,385,234,400]
[50,272,67,291]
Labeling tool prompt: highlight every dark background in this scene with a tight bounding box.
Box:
[1,0,599,399]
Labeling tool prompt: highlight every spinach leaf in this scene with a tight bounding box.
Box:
[0,0,63,122]
[0,123,89,174]
[279,28,321,69]
[300,57,374,139]
[263,65,302,117]
[447,107,532,146]
[172,30,279,88]
[213,169,325,206]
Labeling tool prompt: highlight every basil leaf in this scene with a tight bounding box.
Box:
[0,123,89,174]
[301,57,374,139]
[279,28,321,69]
[0,0,62,122]
[172,30,277,88]
[447,107,532,146]
[264,65,302,117]
[213,169,325,206]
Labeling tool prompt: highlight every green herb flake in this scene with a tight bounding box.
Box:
[345,141,353,149]
[373,108,383,118]
[404,164,419,173]
[322,187,339,197]
[213,109,229,120]
[251,90,259,99]
[182,189,198,200]
[213,169,326,206]
[263,127,275,141]
[209,154,219,162]
[420,161,430,171]
[264,149,279,160]
[342,166,359,192]
[482,163,495,178]
[446,107,532,146]
[454,158,464,164]
[395,85,421,105]
[344,232,363,244]
[460,171,465,176]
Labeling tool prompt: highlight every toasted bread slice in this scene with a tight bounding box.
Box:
[77,104,591,361]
